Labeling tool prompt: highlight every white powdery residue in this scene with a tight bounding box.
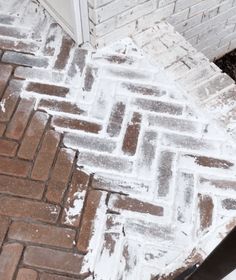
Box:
[0,99,6,112]
[64,189,86,225]
[81,193,107,275]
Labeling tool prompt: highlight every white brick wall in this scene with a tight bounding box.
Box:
[88,0,236,60]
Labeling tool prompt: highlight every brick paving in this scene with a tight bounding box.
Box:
[0,1,236,280]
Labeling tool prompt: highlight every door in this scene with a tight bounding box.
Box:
[39,0,89,45]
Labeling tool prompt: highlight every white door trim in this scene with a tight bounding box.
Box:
[39,0,90,45]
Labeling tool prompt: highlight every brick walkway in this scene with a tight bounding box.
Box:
[0,1,236,280]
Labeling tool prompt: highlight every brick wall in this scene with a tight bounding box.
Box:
[88,0,236,60]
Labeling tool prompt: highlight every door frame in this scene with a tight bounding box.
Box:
[39,0,90,45]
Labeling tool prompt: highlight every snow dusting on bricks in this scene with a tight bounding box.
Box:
[0,0,236,279]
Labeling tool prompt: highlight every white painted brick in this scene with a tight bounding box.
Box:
[175,0,203,12]
[175,13,202,33]
[168,8,189,25]
[89,0,236,60]
[116,0,156,28]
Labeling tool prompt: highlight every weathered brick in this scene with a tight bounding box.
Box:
[199,177,236,192]
[67,49,88,80]
[0,196,60,223]
[26,82,69,97]
[62,170,89,226]
[38,99,85,115]
[18,111,49,160]
[0,243,23,279]
[46,148,76,204]
[16,268,38,280]
[9,221,76,249]
[77,190,103,253]
[148,115,201,134]
[0,174,44,199]
[78,151,133,173]
[0,123,6,136]
[107,101,126,137]
[52,116,102,134]
[64,132,116,153]
[0,156,31,177]
[41,273,77,280]
[0,38,38,53]
[0,139,18,157]
[133,98,183,115]
[0,79,21,122]
[31,130,60,181]
[5,98,35,140]
[0,216,10,247]
[222,198,236,210]
[54,35,74,70]
[0,25,27,38]
[109,194,164,216]
[186,155,234,169]
[122,112,142,156]
[24,246,83,275]
[136,130,157,175]
[2,51,49,67]
[0,63,12,98]
[156,151,175,197]
[121,82,167,97]
[162,133,219,152]
[43,23,60,56]
[198,194,214,231]
[83,65,97,91]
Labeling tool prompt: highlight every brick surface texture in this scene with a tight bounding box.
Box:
[88,0,236,60]
[0,1,236,280]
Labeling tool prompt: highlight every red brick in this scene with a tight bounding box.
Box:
[0,243,23,279]
[200,177,236,191]
[38,99,85,115]
[54,35,74,70]
[0,174,44,199]
[26,82,69,97]
[186,155,233,169]
[52,116,102,134]
[0,196,60,223]
[109,195,164,216]
[41,273,77,280]
[46,148,75,204]
[0,79,22,122]
[83,66,97,91]
[23,246,83,275]
[61,170,89,227]
[107,101,126,137]
[9,221,76,249]
[0,123,6,136]
[5,98,35,140]
[77,190,103,253]
[16,268,37,280]
[122,112,141,155]
[0,156,31,177]
[0,215,10,247]
[18,111,49,160]
[31,130,60,181]
[0,64,12,98]
[0,139,18,156]
[198,194,214,231]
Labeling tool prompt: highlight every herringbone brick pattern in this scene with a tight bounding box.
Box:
[0,1,236,280]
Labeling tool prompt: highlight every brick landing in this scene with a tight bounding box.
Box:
[0,1,236,280]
